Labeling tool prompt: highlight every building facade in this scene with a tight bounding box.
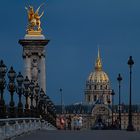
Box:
[56,104,140,130]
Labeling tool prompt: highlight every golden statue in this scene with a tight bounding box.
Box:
[25,4,44,33]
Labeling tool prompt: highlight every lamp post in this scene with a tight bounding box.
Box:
[60,88,63,114]
[16,72,24,117]
[111,90,115,127]
[0,60,7,118]
[39,88,45,118]
[127,56,134,131]
[107,98,111,127]
[23,76,30,117]
[34,83,40,117]
[44,95,48,120]
[46,96,51,122]
[46,95,51,115]
[50,102,55,124]
[49,101,54,124]
[117,73,122,130]
[29,80,35,117]
[7,66,16,118]
[47,100,52,123]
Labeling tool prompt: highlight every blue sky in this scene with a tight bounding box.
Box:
[0,0,140,105]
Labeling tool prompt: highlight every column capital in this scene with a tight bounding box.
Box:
[22,52,31,58]
[39,52,45,58]
[19,39,49,46]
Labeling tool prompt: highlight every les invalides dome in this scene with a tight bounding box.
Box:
[85,49,112,105]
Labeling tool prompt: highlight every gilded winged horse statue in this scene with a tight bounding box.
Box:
[25,3,44,32]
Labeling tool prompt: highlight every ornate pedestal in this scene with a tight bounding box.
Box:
[19,32,49,94]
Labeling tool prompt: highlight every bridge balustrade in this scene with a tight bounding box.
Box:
[0,60,57,140]
[0,118,56,140]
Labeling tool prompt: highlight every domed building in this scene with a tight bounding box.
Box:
[85,49,112,105]
[56,49,140,130]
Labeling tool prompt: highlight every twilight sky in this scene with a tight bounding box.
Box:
[0,0,140,105]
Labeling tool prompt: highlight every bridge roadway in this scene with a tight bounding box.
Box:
[14,130,140,140]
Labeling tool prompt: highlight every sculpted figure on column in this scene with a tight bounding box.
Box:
[25,3,44,32]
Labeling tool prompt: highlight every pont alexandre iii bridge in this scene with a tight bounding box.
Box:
[0,60,56,140]
[0,60,140,140]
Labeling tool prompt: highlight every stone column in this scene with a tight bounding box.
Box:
[23,55,31,80]
[23,53,32,108]
[39,54,46,93]
[19,39,49,96]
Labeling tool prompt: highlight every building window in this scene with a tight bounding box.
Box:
[89,85,91,90]
[100,85,102,89]
[88,95,90,102]
[94,85,96,90]
[106,95,110,104]
[94,95,97,101]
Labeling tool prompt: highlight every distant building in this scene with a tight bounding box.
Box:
[85,49,112,105]
[56,104,140,130]
[56,49,140,130]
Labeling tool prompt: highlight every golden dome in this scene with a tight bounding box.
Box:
[88,49,109,83]
[88,71,109,83]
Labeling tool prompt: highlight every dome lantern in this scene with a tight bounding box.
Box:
[95,48,102,71]
[88,49,109,83]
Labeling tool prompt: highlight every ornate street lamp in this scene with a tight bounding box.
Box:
[107,98,111,127]
[117,73,122,130]
[39,88,45,117]
[46,95,51,118]
[16,72,24,117]
[47,99,52,123]
[46,95,50,106]
[29,80,35,117]
[40,88,45,101]
[0,60,7,118]
[43,95,48,119]
[7,66,17,118]
[8,67,16,118]
[111,89,115,127]
[34,83,40,117]
[127,56,134,131]
[23,76,30,117]
[60,88,63,114]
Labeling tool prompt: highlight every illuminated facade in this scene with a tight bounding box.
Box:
[85,49,112,105]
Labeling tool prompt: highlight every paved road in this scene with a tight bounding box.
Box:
[14,130,140,140]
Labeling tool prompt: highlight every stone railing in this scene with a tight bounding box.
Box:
[0,118,56,140]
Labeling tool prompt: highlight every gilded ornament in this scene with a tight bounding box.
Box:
[25,3,44,34]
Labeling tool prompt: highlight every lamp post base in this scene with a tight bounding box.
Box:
[18,107,23,117]
[24,109,30,117]
[0,106,6,118]
[127,124,135,131]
